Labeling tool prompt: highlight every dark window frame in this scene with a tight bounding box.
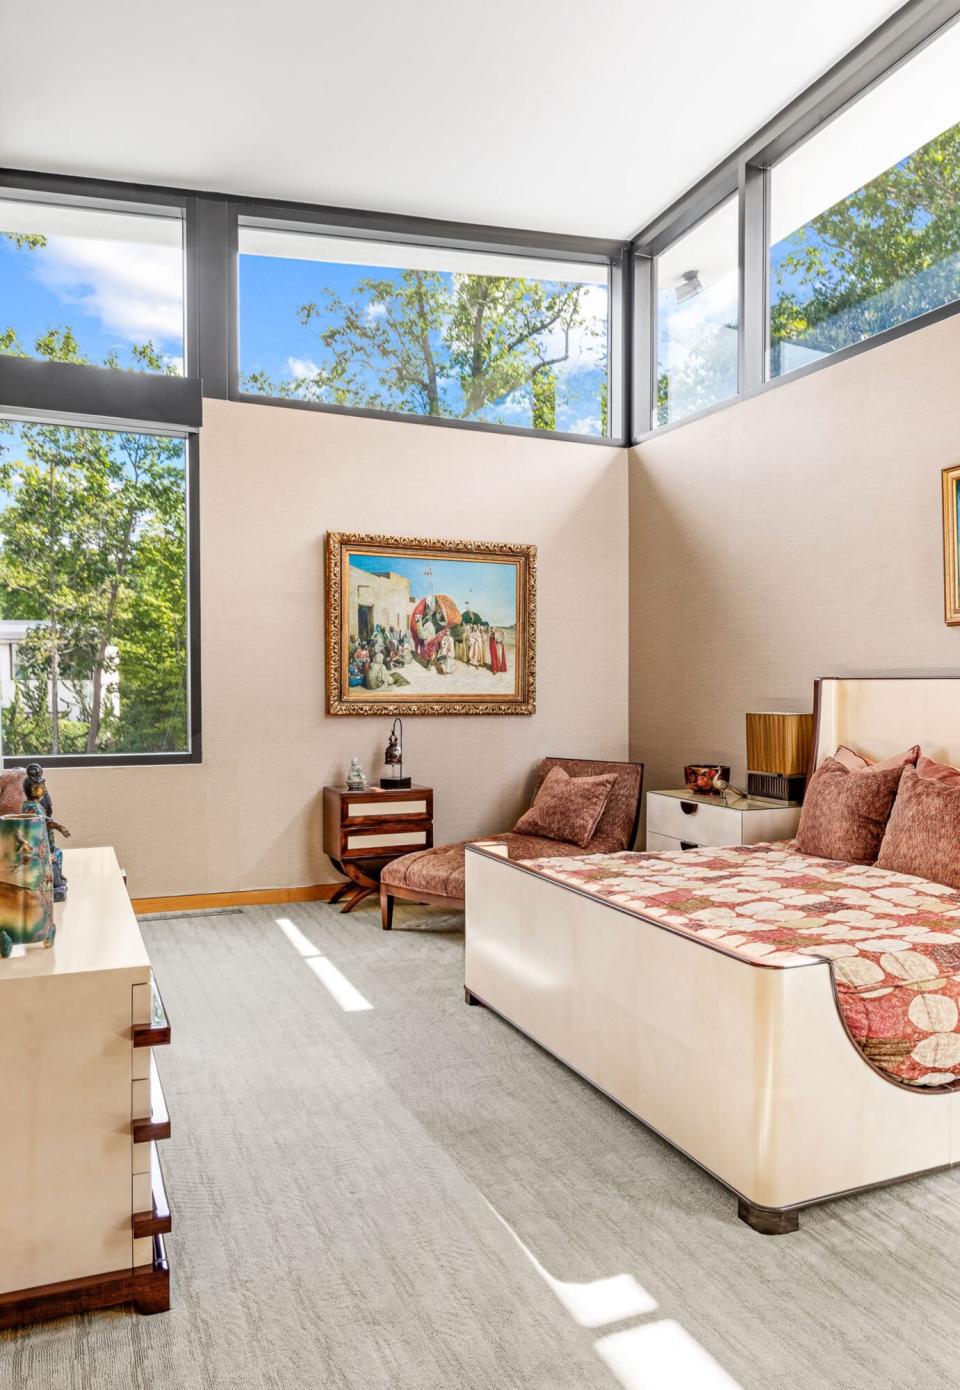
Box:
[631,0,960,441]
[231,204,628,445]
[0,423,200,770]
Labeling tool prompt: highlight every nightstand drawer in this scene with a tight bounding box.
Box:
[646,831,697,853]
[341,825,432,858]
[646,794,739,847]
[344,798,429,820]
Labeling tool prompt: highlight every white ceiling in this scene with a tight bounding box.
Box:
[0,0,903,240]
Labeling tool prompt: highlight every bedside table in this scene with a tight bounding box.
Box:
[323,785,433,913]
[646,789,801,852]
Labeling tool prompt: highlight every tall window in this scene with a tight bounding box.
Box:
[0,197,184,375]
[654,198,739,428]
[238,225,610,436]
[769,22,960,377]
[0,422,189,758]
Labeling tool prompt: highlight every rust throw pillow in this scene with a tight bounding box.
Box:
[878,767,960,888]
[0,769,26,816]
[795,756,905,864]
[833,744,920,772]
[916,753,960,790]
[513,766,617,848]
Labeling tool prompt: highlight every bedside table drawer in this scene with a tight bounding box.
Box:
[646,795,740,847]
[340,824,432,859]
[646,831,699,853]
[344,797,430,820]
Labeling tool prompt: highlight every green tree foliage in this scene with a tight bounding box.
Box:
[0,325,187,756]
[771,119,960,369]
[531,369,557,431]
[246,268,602,429]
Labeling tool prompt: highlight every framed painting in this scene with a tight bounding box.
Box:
[326,532,536,715]
[943,465,960,626]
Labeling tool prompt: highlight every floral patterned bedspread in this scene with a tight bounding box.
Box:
[520,843,960,1088]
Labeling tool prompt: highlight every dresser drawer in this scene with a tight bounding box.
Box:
[646,794,740,847]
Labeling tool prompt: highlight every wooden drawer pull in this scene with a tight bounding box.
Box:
[133,1146,172,1239]
[133,1057,171,1144]
[680,801,699,815]
[133,980,171,1048]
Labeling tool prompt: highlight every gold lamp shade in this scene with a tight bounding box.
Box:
[746,712,814,776]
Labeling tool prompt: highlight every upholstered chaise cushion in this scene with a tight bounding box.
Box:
[380,832,590,900]
[381,757,643,903]
[512,766,616,847]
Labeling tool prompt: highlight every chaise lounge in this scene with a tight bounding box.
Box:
[379,756,643,929]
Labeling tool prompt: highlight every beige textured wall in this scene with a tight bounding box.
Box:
[630,312,960,805]
[48,399,628,897]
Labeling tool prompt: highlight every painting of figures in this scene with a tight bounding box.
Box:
[326,533,536,715]
[943,465,960,626]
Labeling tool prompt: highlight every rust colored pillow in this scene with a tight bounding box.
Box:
[513,766,617,848]
[0,769,26,816]
[878,767,960,888]
[916,753,960,789]
[795,756,906,864]
[833,744,920,772]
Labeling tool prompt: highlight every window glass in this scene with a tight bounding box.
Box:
[770,22,960,377]
[0,422,189,757]
[238,225,610,436]
[655,198,739,428]
[0,197,184,374]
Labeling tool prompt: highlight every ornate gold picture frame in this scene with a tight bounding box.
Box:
[943,465,960,626]
[326,532,536,715]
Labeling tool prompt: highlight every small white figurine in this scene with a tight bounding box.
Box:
[346,757,367,790]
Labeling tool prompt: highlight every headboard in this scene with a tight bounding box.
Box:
[811,676,960,773]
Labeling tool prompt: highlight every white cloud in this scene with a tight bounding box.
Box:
[539,281,608,378]
[568,415,603,436]
[366,301,388,319]
[286,356,321,379]
[32,235,183,347]
[659,275,739,372]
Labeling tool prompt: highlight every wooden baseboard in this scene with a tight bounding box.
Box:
[131,883,341,915]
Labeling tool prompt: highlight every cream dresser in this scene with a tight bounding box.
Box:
[0,846,171,1328]
[646,788,802,851]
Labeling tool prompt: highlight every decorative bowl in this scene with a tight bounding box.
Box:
[683,764,730,795]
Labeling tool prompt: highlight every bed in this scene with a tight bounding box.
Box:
[463,676,960,1233]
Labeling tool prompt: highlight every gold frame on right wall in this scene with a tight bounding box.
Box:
[942,465,960,626]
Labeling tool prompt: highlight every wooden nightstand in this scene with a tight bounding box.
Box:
[645,789,801,851]
[323,785,434,913]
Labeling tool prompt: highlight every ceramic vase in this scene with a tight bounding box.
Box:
[0,811,55,957]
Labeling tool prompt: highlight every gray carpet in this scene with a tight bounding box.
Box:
[4,899,960,1390]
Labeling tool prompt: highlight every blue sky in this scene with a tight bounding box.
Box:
[0,233,184,370]
[350,551,518,625]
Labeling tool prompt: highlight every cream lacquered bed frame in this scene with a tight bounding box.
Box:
[464,676,960,1234]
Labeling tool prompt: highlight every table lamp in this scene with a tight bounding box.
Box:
[745,712,813,802]
[380,718,411,789]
